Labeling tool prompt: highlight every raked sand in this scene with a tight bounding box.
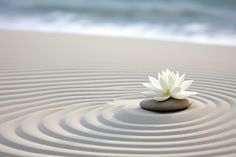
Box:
[0,30,236,157]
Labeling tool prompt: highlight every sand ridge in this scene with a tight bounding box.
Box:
[0,67,236,157]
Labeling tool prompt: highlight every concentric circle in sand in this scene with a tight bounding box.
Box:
[0,68,236,157]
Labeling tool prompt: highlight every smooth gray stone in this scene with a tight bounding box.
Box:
[140,98,191,112]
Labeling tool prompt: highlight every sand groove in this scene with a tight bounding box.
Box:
[1,68,236,157]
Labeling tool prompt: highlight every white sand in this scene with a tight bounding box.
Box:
[0,29,235,72]
[0,30,236,157]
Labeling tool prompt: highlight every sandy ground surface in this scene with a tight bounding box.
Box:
[0,30,236,157]
[0,29,235,72]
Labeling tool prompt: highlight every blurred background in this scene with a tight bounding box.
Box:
[0,0,236,45]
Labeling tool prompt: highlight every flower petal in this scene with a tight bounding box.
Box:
[184,91,198,96]
[181,80,193,91]
[153,95,170,101]
[172,93,188,99]
[159,77,169,91]
[166,68,171,74]
[175,72,180,81]
[168,74,175,89]
[161,70,168,81]
[148,76,162,89]
[158,72,161,80]
[172,91,198,99]
[177,73,185,86]
[142,83,154,89]
[170,87,181,95]
[142,83,163,95]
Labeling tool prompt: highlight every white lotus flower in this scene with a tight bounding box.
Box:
[142,69,198,101]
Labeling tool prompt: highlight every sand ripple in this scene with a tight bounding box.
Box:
[0,68,236,157]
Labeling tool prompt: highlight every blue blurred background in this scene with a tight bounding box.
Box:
[0,0,236,45]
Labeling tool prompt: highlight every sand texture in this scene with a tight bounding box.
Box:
[0,30,236,157]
